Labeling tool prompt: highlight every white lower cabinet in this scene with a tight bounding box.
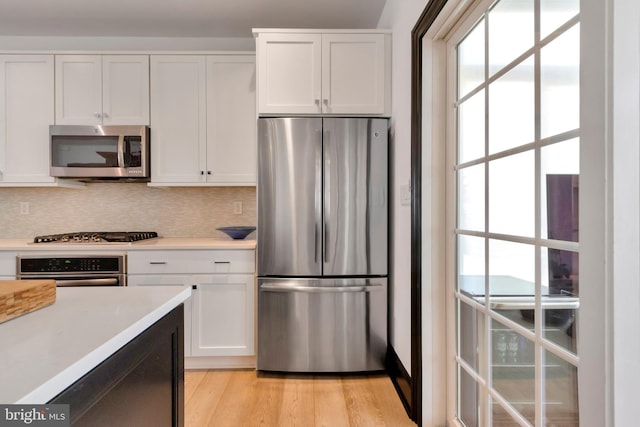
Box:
[190,274,254,357]
[126,274,193,357]
[0,251,17,279]
[127,249,256,368]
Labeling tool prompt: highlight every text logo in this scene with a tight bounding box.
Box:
[0,405,69,427]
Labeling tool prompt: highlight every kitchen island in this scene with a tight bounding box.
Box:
[0,285,191,423]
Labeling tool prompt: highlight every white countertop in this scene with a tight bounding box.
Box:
[0,285,192,404]
[0,237,256,251]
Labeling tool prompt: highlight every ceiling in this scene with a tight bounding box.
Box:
[0,0,388,38]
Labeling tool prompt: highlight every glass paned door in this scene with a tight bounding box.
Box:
[452,0,580,425]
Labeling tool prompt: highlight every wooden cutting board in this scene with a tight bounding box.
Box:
[0,280,56,324]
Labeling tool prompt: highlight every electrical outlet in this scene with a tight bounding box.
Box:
[233,200,243,215]
[20,202,29,215]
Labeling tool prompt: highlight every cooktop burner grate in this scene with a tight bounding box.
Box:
[33,231,158,243]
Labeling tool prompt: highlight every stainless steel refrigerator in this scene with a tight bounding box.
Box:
[257,117,388,372]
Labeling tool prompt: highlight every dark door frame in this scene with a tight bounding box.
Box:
[403,0,450,424]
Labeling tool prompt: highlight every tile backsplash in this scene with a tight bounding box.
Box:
[0,184,256,239]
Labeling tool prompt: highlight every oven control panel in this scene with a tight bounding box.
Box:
[18,256,125,274]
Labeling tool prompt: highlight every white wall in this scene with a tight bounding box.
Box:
[611,0,640,424]
[580,0,640,424]
[377,0,430,374]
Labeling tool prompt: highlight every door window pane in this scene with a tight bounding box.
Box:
[459,89,485,163]
[543,247,578,353]
[459,163,485,232]
[460,301,485,372]
[458,235,486,296]
[541,24,580,139]
[489,239,535,296]
[458,19,486,99]
[489,57,535,154]
[489,150,535,237]
[488,0,534,76]
[541,139,579,240]
[492,398,517,427]
[491,320,535,425]
[460,368,481,426]
[541,0,579,40]
[545,350,579,425]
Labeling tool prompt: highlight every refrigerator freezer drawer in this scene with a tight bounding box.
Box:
[257,277,387,373]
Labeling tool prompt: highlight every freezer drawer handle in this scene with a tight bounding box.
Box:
[260,284,384,293]
[149,261,167,265]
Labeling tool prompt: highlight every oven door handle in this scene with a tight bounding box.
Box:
[55,278,121,287]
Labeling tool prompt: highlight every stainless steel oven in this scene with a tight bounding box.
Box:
[17,255,126,287]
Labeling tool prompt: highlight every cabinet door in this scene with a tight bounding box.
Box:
[0,55,55,184]
[150,56,206,183]
[206,55,257,185]
[102,55,149,125]
[321,33,387,115]
[191,274,255,357]
[55,55,102,125]
[127,274,193,357]
[257,33,322,115]
[0,251,17,277]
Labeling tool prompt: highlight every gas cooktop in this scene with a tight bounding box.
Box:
[33,231,159,244]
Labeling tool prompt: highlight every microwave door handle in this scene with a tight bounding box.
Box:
[117,134,125,167]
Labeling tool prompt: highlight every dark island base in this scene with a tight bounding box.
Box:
[50,304,185,427]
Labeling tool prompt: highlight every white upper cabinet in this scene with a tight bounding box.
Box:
[255,30,390,116]
[206,56,256,185]
[256,33,322,115]
[0,55,55,185]
[102,56,150,125]
[150,55,206,184]
[321,33,387,115]
[55,55,149,125]
[150,54,256,186]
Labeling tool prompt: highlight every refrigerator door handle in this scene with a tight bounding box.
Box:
[315,130,322,264]
[323,127,330,264]
[260,283,385,293]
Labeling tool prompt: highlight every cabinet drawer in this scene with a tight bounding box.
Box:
[128,250,255,274]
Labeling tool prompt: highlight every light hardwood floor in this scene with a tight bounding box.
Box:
[185,370,417,427]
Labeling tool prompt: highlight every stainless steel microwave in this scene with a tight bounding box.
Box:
[50,125,150,180]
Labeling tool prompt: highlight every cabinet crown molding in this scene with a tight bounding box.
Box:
[252,28,392,36]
